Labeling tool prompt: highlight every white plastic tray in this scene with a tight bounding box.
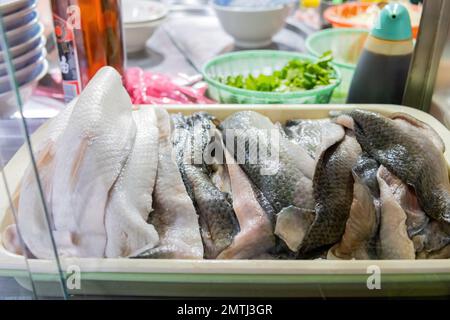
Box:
[1,104,450,298]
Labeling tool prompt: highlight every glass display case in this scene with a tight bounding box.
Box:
[1,0,450,300]
[0,0,67,299]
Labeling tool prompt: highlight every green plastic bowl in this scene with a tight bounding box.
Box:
[202,50,341,104]
[306,28,368,103]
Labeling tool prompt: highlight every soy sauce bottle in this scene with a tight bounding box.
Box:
[51,0,125,102]
[346,3,414,104]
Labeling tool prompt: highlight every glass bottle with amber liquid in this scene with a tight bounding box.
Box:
[51,0,125,102]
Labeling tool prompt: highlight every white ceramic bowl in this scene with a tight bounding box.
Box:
[2,2,37,30]
[123,0,168,53]
[122,0,168,24]
[212,1,292,48]
[0,0,36,15]
[0,41,46,76]
[0,59,47,119]
[124,19,167,53]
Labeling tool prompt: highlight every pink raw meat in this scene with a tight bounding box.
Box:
[124,68,215,105]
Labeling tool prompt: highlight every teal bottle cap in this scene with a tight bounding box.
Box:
[371,3,412,41]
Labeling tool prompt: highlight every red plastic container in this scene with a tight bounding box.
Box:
[324,2,420,39]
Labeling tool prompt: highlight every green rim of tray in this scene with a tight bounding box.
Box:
[8,270,450,298]
[202,50,342,99]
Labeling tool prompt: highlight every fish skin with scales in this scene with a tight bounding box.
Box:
[172,113,239,259]
[299,131,362,257]
[340,109,450,224]
[220,111,315,214]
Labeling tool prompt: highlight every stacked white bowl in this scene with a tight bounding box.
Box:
[0,0,47,118]
[212,0,293,48]
[122,0,169,53]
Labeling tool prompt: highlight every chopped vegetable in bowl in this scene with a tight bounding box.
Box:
[218,51,336,92]
[203,50,341,104]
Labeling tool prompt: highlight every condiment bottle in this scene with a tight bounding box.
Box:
[346,3,414,104]
[51,0,126,102]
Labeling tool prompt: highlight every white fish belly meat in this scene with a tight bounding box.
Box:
[377,166,415,260]
[136,107,203,259]
[15,101,75,259]
[328,176,378,260]
[217,141,275,259]
[50,67,136,258]
[104,107,160,258]
[275,206,314,253]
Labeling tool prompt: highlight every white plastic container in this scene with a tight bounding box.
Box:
[1,104,450,298]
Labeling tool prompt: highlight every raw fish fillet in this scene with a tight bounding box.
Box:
[2,225,25,256]
[275,206,314,252]
[395,183,429,238]
[377,166,415,259]
[299,131,361,257]
[171,113,238,258]
[283,119,345,160]
[275,119,345,253]
[351,154,380,199]
[104,107,160,258]
[417,244,450,259]
[329,154,381,260]
[337,109,450,224]
[221,111,316,214]
[328,174,378,260]
[391,113,445,152]
[217,136,275,259]
[50,67,136,258]
[134,108,203,259]
[15,100,75,258]
[171,114,237,258]
[414,220,450,255]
